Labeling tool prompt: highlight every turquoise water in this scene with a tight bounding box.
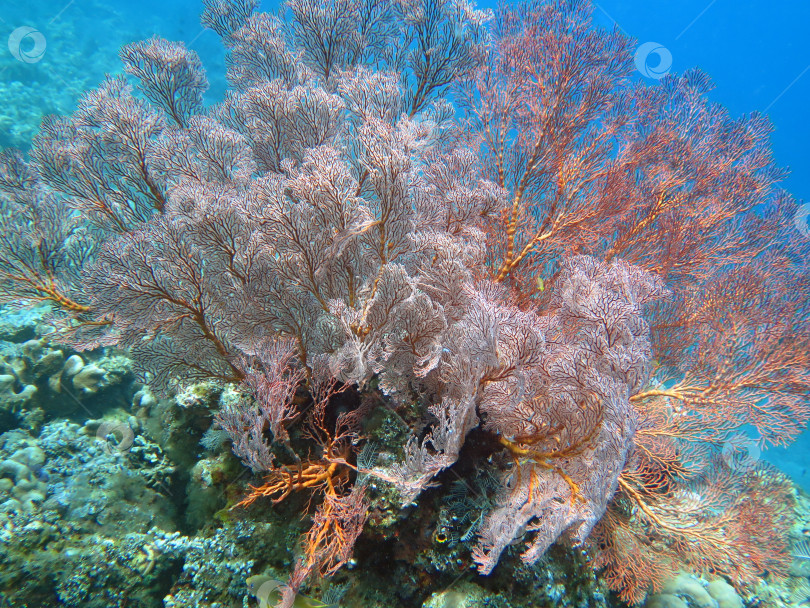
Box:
[4,1,808,197]
[1,1,808,607]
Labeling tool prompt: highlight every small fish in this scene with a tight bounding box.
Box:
[535,276,545,292]
[246,575,334,608]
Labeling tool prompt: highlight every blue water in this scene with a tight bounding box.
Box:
[590,0,810,490]
[591,0,810,209]
[4,0,807,198]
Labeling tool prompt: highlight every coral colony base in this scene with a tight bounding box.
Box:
[1,0,809,606]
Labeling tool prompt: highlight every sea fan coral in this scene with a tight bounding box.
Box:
[0,0,807,605]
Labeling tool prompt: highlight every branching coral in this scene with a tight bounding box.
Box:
[0,0,807,605]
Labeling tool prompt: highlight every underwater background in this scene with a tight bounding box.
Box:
[1,0,809,607]
[4,1,808,196]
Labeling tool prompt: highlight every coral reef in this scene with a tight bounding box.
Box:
[422,582,496,608]
[0,0,808,606]
[0,420,173,605]
[645,575,743,608]
[0,305,138,432]
[0,443,46,514]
